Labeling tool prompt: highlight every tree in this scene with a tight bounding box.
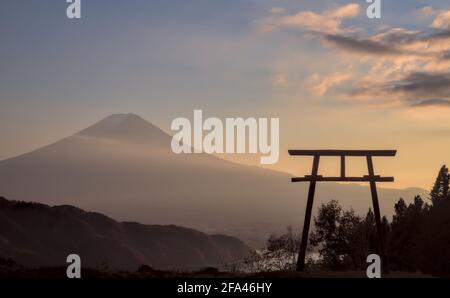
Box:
[310,200,364,270]
[419,166,450,275]
[267,226,298,254]
[309,200,342,269]
[430,165,449,206]
[361,209,379,254]
[229,226,300,273]
[338,209,365,269]
[392,198,407,224]
[388,196,426,271]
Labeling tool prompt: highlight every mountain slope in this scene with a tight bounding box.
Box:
[0,113,428,246]
[0,197,249,270]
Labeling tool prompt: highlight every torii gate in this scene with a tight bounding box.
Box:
[289,149,396,273]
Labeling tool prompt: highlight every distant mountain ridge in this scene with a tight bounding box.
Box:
[0,113,428,246]
[0,197,249,270]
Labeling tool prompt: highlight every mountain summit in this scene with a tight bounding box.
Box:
[77,113,170,144]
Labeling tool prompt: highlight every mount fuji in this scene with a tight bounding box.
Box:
[0,113,427,246]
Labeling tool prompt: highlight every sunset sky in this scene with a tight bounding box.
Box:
[1,0,450,190]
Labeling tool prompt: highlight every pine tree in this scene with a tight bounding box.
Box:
[430,165,449,206]
[388,196,426,271]
[393,198,407,224]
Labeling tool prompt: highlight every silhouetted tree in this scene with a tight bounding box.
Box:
[388,196,426,271]
[310,200,365,270]
[230,226,300,272]
[430,165,449,206]
[419,166,450,275]
[267,226,299,254]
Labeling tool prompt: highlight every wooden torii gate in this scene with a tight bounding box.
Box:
[289,149,396,273]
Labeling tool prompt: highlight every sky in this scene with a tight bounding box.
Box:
[1,0,450,190]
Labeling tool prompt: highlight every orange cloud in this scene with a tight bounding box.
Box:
[255,3,360,34]
[306,72,351,96]
[432,10,450,29]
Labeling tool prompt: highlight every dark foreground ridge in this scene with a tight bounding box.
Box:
[0,197,249,271]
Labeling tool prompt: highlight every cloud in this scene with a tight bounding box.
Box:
[439,50,450,60]
[432,10,450,29]
[323,34,406,57]
[270,7,287,15]
[306,72,351,96]
[371,28,421,44]
[311,9,450,108]
[322,27,450,59]
[412,98,450,107]
[391,72,450,97]
[419,6,439,18]
[351,72,450,105]
[257,4,450,109]
[372,27,450,46]
[255,3,360,34]
[272,72,288,87]
[327,3,360,18]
